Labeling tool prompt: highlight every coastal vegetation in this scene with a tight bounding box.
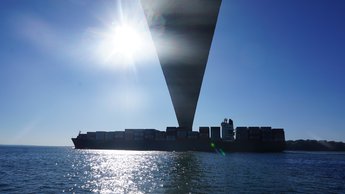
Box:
[286,140,345,151]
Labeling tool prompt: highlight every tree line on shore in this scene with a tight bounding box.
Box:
[285,140,345,151]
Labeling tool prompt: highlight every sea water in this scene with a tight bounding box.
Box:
[0,146,344,193]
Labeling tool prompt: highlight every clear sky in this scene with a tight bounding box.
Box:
[0,0,344,146]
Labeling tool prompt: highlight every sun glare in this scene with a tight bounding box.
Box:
[96,23,145,70]
[110,24,142,58]
[90,1,157,72]
[107,25,141,58]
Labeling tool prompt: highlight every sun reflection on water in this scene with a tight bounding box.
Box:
[67,150,173,193]
[64,149,214,193]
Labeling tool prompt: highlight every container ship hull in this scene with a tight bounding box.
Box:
[72,138,285,152]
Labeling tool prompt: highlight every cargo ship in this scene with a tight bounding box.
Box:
[72,119,285,152]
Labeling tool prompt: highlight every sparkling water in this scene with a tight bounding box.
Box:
[0,146,344,193]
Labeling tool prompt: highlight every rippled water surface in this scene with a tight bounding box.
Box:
[1,146,345,193]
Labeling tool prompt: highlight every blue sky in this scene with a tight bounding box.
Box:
[0,0,344,146]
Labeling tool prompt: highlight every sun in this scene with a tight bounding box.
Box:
[96,23,144,70]
[110,24,142,58]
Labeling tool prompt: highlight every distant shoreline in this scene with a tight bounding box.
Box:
[0,144,71,148]
[285,140,345,152]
